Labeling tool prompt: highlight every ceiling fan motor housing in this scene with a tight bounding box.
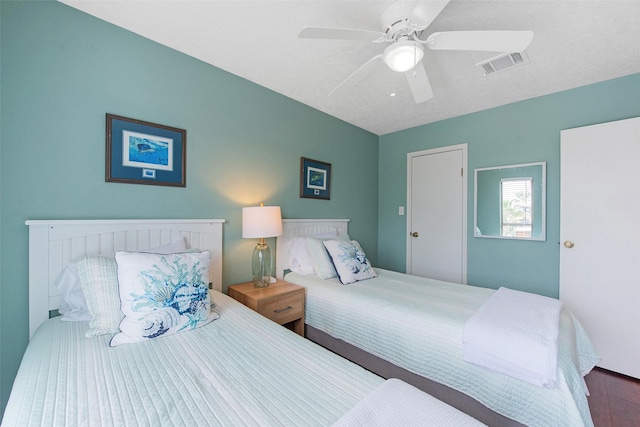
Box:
[380,1,426,72]
[381,0,420,41]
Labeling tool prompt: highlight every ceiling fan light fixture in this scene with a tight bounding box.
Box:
[383,40,424,72]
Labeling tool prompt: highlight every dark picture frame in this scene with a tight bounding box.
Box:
[300,157,331,200]
[106,114,186,187]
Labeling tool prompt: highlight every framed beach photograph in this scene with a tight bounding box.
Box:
[106,114,186,187]
[300,157,331,200]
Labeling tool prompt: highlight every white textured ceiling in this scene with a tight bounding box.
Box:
[59,0,640,136]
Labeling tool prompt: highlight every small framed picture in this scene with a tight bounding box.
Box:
[300,157,331,200]
[105,114,186,187]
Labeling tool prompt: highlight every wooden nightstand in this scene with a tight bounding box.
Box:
[228,280,305,336]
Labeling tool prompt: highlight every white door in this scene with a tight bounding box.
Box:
[407,144,467,283]
[560,117,640,378]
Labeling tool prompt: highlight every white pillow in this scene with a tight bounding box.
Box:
[55,237,188,321]
[288,230,340,276]
[54,260,92,321]
[322,240,377,285]
[306,234,350,279]
[289,237,315,275]
[110,251,219,346]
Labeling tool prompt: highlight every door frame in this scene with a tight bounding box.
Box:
[406,143,468,283]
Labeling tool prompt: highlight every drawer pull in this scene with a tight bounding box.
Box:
[274,305,293,314]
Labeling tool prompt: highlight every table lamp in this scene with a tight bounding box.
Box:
[242,204,283,287]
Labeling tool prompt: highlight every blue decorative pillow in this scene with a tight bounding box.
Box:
[110,251,219,346]
[322,240,377,284]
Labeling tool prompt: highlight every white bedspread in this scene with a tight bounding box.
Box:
[463,286,563,388]
[332,378,487,427]
[3,291,384,426]
[286,268,600,427]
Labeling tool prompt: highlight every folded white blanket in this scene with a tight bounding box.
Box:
[463,287,563,388]
[332,378,487,427]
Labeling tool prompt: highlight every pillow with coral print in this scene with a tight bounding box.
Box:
[322,240,377,285]
[110,250,219,347]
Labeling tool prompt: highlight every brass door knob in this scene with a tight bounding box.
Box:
[563,240,575,249]
[410,231,419,237]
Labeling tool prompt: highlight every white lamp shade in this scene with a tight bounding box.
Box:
[242,206,283,238]
[383,40,424,72]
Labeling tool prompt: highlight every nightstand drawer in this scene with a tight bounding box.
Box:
[259,292,304,325]
[227,280,305,336]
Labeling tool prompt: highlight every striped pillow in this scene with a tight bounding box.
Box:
[77,256,122,337]
[306,234,350,279]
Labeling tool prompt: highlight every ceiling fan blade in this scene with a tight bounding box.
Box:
[425,31,534,52]
[298,26,384,42]
[329,54,384,98]
[405,62,433,104]
[410,0,451,29]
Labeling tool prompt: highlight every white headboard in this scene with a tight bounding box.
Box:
[25,219,225,338]
[275,219,349,279]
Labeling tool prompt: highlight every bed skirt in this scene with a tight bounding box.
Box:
[306,325,525,427]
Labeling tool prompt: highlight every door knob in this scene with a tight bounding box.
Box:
[563,240,575,249]
[410,231,419,237]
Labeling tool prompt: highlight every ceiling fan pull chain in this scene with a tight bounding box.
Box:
[413,46,417,71]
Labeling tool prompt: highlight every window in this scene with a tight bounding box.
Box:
[500,177,533,238]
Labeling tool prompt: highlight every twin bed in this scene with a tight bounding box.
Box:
[276,219,600,427]
[3,219,487,426]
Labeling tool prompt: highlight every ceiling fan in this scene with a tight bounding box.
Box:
[298,0,534,103]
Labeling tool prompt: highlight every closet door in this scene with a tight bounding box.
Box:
[560,117,640,378]
[407,144,467,284]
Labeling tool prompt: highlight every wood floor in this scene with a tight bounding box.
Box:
[586,367,640,427]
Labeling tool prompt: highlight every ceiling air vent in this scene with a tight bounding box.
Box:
[478,52,529,76]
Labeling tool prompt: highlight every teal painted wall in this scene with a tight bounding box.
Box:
[378,72,640,298]
[0,0,378,414]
